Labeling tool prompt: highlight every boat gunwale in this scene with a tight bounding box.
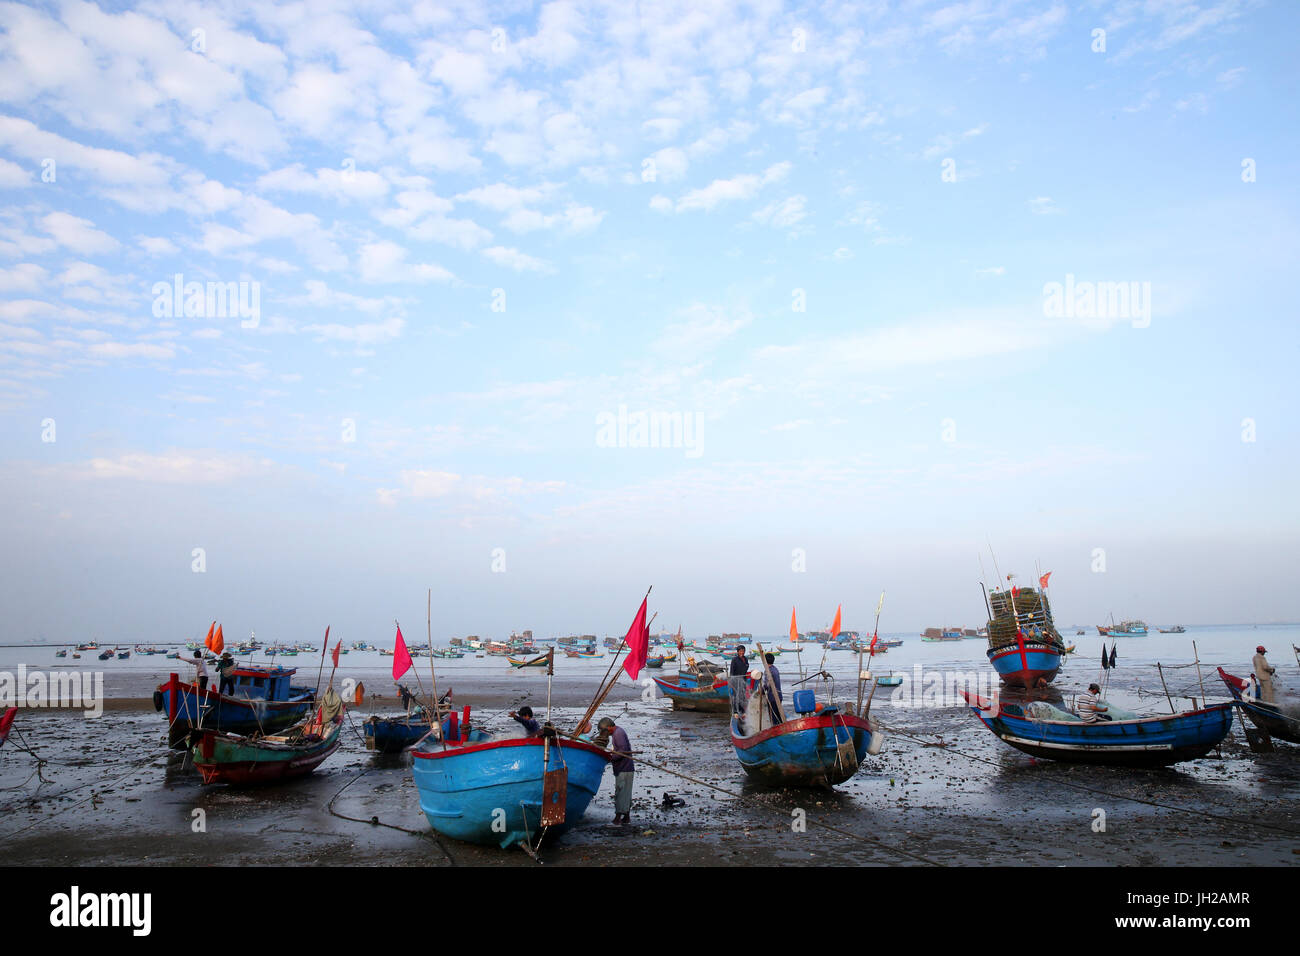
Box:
[411,733,611,763]
[730,711,871,750]
[962,691,1232,728]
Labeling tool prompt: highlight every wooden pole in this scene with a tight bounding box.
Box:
[313,625,331,696]
[1192,640,1207,709]
[1156,662,1176,715]
[755,642,785,725]
[427,589,443,747]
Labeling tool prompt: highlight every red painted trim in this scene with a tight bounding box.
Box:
[411,734,611,762]
[731,712,871,749]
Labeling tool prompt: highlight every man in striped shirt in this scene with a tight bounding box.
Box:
[1077,683,1110,722]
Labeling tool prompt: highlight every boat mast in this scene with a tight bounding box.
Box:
[427,589,443,748]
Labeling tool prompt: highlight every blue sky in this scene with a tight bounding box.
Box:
[1,0,1297,643]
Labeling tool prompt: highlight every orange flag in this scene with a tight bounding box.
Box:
[789,607,798,643]
[831,605,842,641]
[204,621,215,650]
[212,624,224,654]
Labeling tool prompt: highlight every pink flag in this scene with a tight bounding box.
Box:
[392,625,413,681]
[621,597,650,681]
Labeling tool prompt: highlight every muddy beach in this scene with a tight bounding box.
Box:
[3,645,1297,867]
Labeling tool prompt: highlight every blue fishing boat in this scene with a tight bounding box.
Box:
[653,661,730,712]
[729,678,878,787]
[363,714,433,753]
[1218,668,1300,744]
[154,667,316,748]
[960,691,1233,767]
[987,635,1062,687]
[411,730,610,849]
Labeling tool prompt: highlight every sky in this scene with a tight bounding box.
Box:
[0,0,1297,645]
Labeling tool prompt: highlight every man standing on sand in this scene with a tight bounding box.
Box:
[729,645,750,715]
[598,716,634,824]
[1253,646,1278,703]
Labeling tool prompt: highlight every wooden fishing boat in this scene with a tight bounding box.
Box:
[873,672,903,688]
[1218,668,1300,744]
[508,655,549,668]
[645,655,667,669]
[363,713,433,753]
[653,660,730,712]
[189,714,343,785]
[411,728,610,849]
[1109,620,1148,636]
[729,676,878,788]
[117,649,130,660]
[1157,625,1186,634]
[960,691,1233,767]
[984,585,1065,687]
[154,667,316,748]
[54,648,67,658]
[1096,625,1110,636]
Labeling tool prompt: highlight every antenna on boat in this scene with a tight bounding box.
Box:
[427,589,444,748]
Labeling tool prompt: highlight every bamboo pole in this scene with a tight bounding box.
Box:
[576,589,652,735]
[755,642,785,725]
[427,589,443,747]
[1156,662,1176,715]
[1193,640,1207,709]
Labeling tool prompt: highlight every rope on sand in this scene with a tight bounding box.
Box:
[324,767,458,866]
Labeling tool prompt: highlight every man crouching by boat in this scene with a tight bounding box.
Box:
[1077,684,1111,722]
[597,716,635,824]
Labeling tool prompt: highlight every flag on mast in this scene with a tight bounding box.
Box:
[1039,571,1052,589]
[830,605,842,641]
[621,597,650,681]
[392,625,413,681]
[789,607,798,643]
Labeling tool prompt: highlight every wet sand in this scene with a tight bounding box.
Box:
[3,665,1297,867]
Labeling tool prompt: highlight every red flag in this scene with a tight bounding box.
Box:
[1039,571,1052,589]
[0,707,15,747]
[868,632,879,657]
[392,625,413,681]
[331,641,340,669]
[1011,586,1019,599]
[621,597,650,681]
[830,605,842,641]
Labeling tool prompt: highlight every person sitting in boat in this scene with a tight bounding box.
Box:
[510,706,540,737]
[1246,673,1260,700]
[1076,684,1111,722]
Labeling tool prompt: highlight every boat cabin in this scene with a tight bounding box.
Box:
[226,666,298,701]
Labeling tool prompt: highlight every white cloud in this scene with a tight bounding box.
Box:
[671,162,791,213]
[357,241,454,284]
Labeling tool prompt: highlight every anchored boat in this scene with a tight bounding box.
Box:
[652,658,729,712]
[960,691,1232,767]
[154,665,316,748]
[1218,668,1300,745]
[983,582,1065,688]
[189,709,344,785]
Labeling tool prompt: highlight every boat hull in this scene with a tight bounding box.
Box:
[157,676,316,748]
[652,676,730,712]
[986,638,1061,688]
[411,736,609,848]
[730,712,873,788]
[363,715,433,753]
[962,692,1232,767]
[1218,669,1300,744]
[190,721,342,785]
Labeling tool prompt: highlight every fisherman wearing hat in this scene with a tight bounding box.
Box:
[597,716,634,824]
[216,651,237,696]
[1252,646,1277,704]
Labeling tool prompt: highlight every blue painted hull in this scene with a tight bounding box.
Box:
[653,676,730,712]
[158,683,315,747]
[986,639,1061,687]
[730,712,874,787]
[963,692,1233,767]
[363,715,433,753]
[411,736,609,849]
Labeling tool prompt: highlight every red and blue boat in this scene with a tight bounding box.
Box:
[154,666,316,748]
[363,713,433,753]
[960,691,1233,767]
[411,728,610,849]
[1218,668,1300,745]
[983,584,1065,687]
[189,712,343,785]
[729,676,877,787]
[653,663,730,712]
